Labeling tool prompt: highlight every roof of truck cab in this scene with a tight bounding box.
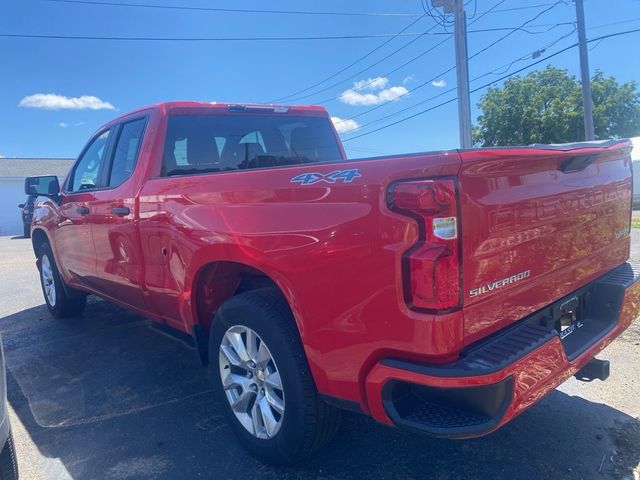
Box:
[112,101,329,120]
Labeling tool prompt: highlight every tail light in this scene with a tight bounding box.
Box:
[388,179,461,312]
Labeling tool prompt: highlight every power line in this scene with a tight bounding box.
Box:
[270,15,428,103]
[329,51,455,110]
[426,1,563,18]
[340,26,577,133]
[468,2,565,57]
[299,32,451,104]
[588,17,640,31]
[343,97,458,142]
[348,27,638,139]
[47,0,569,19]
[468,17,640,37]
[342,25,578,132]
[422,0,453,29]
[308,0,507,106]
[484,25,577,75]
[476,2,563,15]
[45,0,424,17]
[466,0,479,20]
[493,17,640,32]
[341,28,640,142]
[271,23,448,103]
[3,1,570,46]
[0,32,447,42]
[334,1,565,125]
[0,27,549,43]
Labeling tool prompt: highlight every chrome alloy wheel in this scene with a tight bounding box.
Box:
[41,254,56,307]
[219,325,285,439]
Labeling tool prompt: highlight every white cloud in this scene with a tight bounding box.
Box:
[56,121,85,128]
[19,93,115,110]
[352,76,389,91]
[431,79,447,88]
[339,76,408,106]
[331,116,360,134]
[403,75,416,85]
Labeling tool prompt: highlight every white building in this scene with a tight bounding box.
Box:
[0,158,74,236]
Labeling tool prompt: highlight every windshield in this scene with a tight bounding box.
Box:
[162,114,343,176]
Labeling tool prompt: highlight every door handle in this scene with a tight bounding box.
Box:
[112,207,130,216]
[76,206,90,215]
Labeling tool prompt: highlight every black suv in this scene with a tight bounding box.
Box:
[18,196,36,238]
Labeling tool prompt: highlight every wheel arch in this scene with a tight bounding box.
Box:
[31,228,50,258]
[189,256,302,366]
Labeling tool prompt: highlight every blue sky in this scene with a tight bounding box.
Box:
[1,0,639,159]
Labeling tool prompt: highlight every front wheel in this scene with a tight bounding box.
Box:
[38,242,86,318]
[209,287,341,465]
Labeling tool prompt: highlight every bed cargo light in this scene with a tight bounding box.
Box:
[388,179,461,311]
[227,104,289,113]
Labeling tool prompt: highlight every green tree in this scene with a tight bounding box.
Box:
[473,66,640,146]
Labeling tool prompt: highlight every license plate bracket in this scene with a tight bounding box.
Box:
[558,296,583,339]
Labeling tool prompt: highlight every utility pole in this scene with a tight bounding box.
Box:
[432,0,472,148]
[575,0,595,140]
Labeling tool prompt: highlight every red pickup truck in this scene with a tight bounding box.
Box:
[26,102,639,464]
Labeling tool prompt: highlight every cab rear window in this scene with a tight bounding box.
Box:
[162,114,343,177]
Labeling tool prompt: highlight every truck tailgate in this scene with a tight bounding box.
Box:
[458,141,632,344]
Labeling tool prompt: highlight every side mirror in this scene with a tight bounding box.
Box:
[24,176,60,196]
[18,204,25,209]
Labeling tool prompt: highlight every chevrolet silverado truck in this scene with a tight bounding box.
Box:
[25,102,639,465]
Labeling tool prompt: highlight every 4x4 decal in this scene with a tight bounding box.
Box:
[290,169,362,186]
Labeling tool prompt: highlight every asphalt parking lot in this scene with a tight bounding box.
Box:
[0,234,639,480]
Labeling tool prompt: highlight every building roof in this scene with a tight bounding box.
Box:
[0,158,75,179]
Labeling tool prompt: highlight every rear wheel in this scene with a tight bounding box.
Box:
[219,324,286,439]
[38,242,86,318]
[209,287,341,465]
[22,224,30,238]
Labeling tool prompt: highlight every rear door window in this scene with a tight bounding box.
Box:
[162,114,342,176]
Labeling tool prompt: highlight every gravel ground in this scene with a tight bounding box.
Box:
[0,233,639,480]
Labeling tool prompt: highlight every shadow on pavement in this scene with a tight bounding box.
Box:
[1,299,638,480]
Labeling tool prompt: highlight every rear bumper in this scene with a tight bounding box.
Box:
[364,261,640,438]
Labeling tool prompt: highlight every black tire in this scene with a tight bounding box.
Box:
[22,225,30,239]
[37,242,86,318]
[209,287,341,465]
[0,432,18,480]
